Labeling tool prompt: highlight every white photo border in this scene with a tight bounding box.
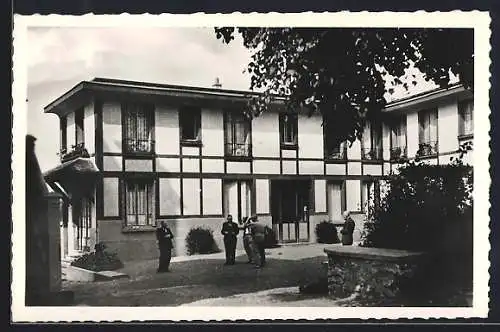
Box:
[12,11,492,321]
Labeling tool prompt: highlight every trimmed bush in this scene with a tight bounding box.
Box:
[185,227,220,255]
[315,221,340,244]
[263,226,280,248]
[71,242,124,272]
[360,158,473,253]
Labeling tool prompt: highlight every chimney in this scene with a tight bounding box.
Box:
[212,77,222,88]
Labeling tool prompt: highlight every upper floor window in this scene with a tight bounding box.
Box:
[361,180,380,213]
[324,120,347,160]
[458,99,474,137]
[225,111,252,157]
[390,115,407,161]
[361,121,382,160]
[75,108,84,147]
[418,108,438,157]
[124,103,154,154]
[60,116,67,155]
[280,113,298,148]
[180,107,201,145]
[124,178,155,227]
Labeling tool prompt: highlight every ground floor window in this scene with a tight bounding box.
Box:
[361,180,380,213]
[125,178,155,226]
[327,181,345,222]
[223,180,253,224]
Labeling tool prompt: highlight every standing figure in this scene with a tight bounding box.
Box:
[242,217,254,264]
[156,220,174,273]
[221,215,239,265]
[249,215,267,268]
[340,211,355,246]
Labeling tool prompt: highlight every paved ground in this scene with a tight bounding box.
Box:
[63,243,335,306]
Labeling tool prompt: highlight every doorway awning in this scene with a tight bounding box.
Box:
[43,157,100,203]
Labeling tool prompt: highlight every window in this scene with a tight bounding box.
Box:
[361,180,380,213]
[225,111,251,157]
[418,108,438,157]
[361,121,382,160]
[124,103,154,153]
[327,181,344,221]
[280,113,298,147]
[60,116,67,155]
[125,178,155,227]
[223,180,253,224]
[458,99,474,137]
[75,108,84,147]
[324,121,347,160]
[390,116,407,160]
[180,107,201,144]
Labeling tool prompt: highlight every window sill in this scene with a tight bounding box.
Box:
[225,155,252,162]
[458,134,473,141]
[122,225,156,233]
[325,158,347,164]
[280,143,298,150]
[122,151,155,158]
[416,153,438,160]
[361,159,384,164]
[181,140,202,147]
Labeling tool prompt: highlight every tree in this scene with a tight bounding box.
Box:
[214,28,473,146]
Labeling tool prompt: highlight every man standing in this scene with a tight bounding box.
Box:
[156,220,174,273]
[249,215,267,268]
[340,211,355,246]
[242,217,254,264]
[221,215,239,265]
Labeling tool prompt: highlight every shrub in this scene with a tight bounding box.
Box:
[360,155,473,254]
[71,242,124,272]
[185,227,220,255]
[315,221,340,244]
[263,226,280,248]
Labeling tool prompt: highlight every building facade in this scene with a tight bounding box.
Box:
[43,78,473,261]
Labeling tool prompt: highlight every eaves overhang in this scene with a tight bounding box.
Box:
[384,84,472,113]
[44,78,288,117]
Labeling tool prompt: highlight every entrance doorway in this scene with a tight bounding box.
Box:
[72,196,93,252]
[271,179,311,243]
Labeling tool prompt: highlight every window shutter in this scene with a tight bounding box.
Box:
[430,109,438,142]
[362,122,371,150]
[120,178,126,227]
[418,112,425,143]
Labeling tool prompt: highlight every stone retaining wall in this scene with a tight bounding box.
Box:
[324,245,426,302]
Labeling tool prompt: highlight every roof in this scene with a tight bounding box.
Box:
[384,83,471,112]
[44,77,287,116]
[44,77,471,116]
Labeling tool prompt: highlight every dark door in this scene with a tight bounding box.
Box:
[271,180,311,243]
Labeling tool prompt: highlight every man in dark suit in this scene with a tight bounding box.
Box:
[156,220,174,272]
[221,215,239,265]
[340,211,355,246]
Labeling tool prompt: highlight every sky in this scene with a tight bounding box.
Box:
[27,27,254,172]
[27,27,438,172]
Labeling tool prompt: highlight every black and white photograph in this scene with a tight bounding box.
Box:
[12,12,491,321]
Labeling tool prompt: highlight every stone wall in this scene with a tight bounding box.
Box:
[324,246,425,302]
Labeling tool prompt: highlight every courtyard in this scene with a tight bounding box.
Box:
[62,242,472,307]
[63,244,334,307]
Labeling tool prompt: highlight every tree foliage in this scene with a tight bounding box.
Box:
[214,28,473,146]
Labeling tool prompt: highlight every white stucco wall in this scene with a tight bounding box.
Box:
[155,105,179,155]
[252,112,280,158]
[298,113,324,159]
[102,102,122,153]
[84,101,95,155]
[201,109,224,157]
